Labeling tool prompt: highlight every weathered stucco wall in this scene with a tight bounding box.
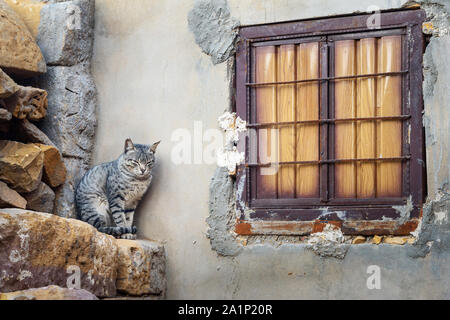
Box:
[92,0,449,299]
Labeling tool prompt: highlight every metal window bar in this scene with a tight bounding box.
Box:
[249,40,409,200]
[246,155,410,167]
[319,40,329,202]
[247,115,410,128]
[245,70,408,87]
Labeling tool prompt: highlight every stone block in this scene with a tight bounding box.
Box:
[0,68,18,99]
[116,239,166,297]
[3,86,48,120]
[36,0,94,66]
[0,208,118,297]
[10,119,55,147]
[0,181,27,209]
[36,144,66,188]
[3,0,46,38]
[0,0,46,78]
[37,64,96,161]
[23,181,55,213]
[0,140,43,193]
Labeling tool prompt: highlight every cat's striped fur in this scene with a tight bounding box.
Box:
[75,139,160,239]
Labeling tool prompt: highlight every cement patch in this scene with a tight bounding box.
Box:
[207,167,242,256]
[188,0,239,64]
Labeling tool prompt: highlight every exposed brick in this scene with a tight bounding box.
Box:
[312,220,343,233]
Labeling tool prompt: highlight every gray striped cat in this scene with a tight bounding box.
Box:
[75,138,160,239]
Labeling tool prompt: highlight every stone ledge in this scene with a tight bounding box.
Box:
[116,239,166,297]
[0,208,118,297]
[0,209,167,299]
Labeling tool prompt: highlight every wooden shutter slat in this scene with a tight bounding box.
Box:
[277,45,296,198]
[356,38,377,198]
[255,46,277,199]
[335,40,357,198]
[376,36,402,197]
[296,42,320,198]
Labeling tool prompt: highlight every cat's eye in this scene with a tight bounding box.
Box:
[128,159,138,165]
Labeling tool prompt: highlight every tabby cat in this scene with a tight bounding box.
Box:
[75,138,160,239]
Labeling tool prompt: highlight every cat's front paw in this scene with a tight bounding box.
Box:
[120,233,137,240]
[131,226,137,234]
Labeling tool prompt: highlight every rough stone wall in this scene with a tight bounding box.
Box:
[414,0,450,258]
[36,0,97,218]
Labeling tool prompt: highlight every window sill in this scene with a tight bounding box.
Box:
[235,217,420,236]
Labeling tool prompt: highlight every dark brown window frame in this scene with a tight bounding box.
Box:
[235,9,426,236]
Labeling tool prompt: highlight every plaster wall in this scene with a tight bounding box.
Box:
[92,0,449,299]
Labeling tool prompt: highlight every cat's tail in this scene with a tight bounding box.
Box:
[98,226,137,237]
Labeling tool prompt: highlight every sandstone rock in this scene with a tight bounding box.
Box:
[3,0,46,38]
[37,0,95,66]
[0,0,46,78]
[372,235,383,245]
[116,239,166,297]
[23,181,55,213]
[0,140,43,192]
[10,119,55,147]
[0,285,98,300]
[36,144,66,188]
[3,86,48,120]
[0,209,118,297]
[0,180,26,209]
[352,236,366,244]
[0,68,18,99]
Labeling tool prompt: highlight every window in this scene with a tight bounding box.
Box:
[235,10,426,236]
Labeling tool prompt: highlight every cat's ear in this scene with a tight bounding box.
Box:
[124,138,135,153]
[149,140,161,153]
